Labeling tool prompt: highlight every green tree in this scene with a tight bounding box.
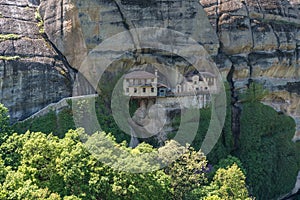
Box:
[238,101,299,198]
[203,195,222,200]
[0,170,61,200]
[0,104,11,144]
[0,129,174,199]
[207,164,250,200]
[210,155,246,179]
[0,156,7,184]
[164,144,208,199]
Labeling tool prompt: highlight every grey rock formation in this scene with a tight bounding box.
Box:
[1,0,300,128]
[0,0,75,122]
[201,0,300,85]
[200,0,300,143]
[39,0,300,95]
[39,0,88,69]
[74,0,219,55]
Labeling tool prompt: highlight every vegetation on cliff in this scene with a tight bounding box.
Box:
[1,110,249,199]
[10,83,300,199]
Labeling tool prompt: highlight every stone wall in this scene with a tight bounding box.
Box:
[20,94,97,122]
[157,94,211,109]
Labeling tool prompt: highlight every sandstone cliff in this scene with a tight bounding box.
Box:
[1,0,300,132]
[0,0,76,122]
[37,0,300,136]
[201,0,300,87]
[200,0,300,138]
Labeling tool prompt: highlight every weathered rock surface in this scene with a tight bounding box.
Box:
[38,0,300,92]
[39,0,88,69]
[0,0,75,122]
[39,0,219,62]
[200,0,300,84]
[1,0,300,129]
[200,0,300,142]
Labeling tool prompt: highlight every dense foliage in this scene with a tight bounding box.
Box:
[0,122,249,199]
[237,102,300,198]
[9,83,300,199]
[0,104,11,144]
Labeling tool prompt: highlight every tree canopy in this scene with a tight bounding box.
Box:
[0,126,250,200]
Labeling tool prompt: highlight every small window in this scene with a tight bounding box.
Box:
[177,85,181,93]
[143,88,146,93]
[194,81,197,85]
[151,78,154,82]
[134,88,137,93]
[205,87,208,90]
[151,88,154,93]
[126,88,129,93]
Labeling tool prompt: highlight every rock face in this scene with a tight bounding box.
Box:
[38,0,88,69]
[200,0,300,139]
[38,0,300,86]
[1,0,300,129]
[77,0,219,55]
[201,0,300,84]
[37,0,220,76]
[0,0,75,122]
[39,0,300,92]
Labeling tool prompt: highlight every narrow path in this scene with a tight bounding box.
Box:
[19,94,98,123]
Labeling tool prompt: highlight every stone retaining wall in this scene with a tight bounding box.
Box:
[20,94,98,123]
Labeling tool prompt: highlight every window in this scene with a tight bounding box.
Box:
[194,81,197,85]
[151,78,154,82]
[205,87,208,90]
[134,88,137,93]
[143,88,146,93]
[126,88,129,93]
[177,85,181,93]
[151,88,154,93]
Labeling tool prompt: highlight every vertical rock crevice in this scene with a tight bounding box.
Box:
[60,0,64,37]
[215,0,242,150]
[112,0,141,61]
[40,31,77,83]
[243,0,255,51]
[226,63,242,150]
